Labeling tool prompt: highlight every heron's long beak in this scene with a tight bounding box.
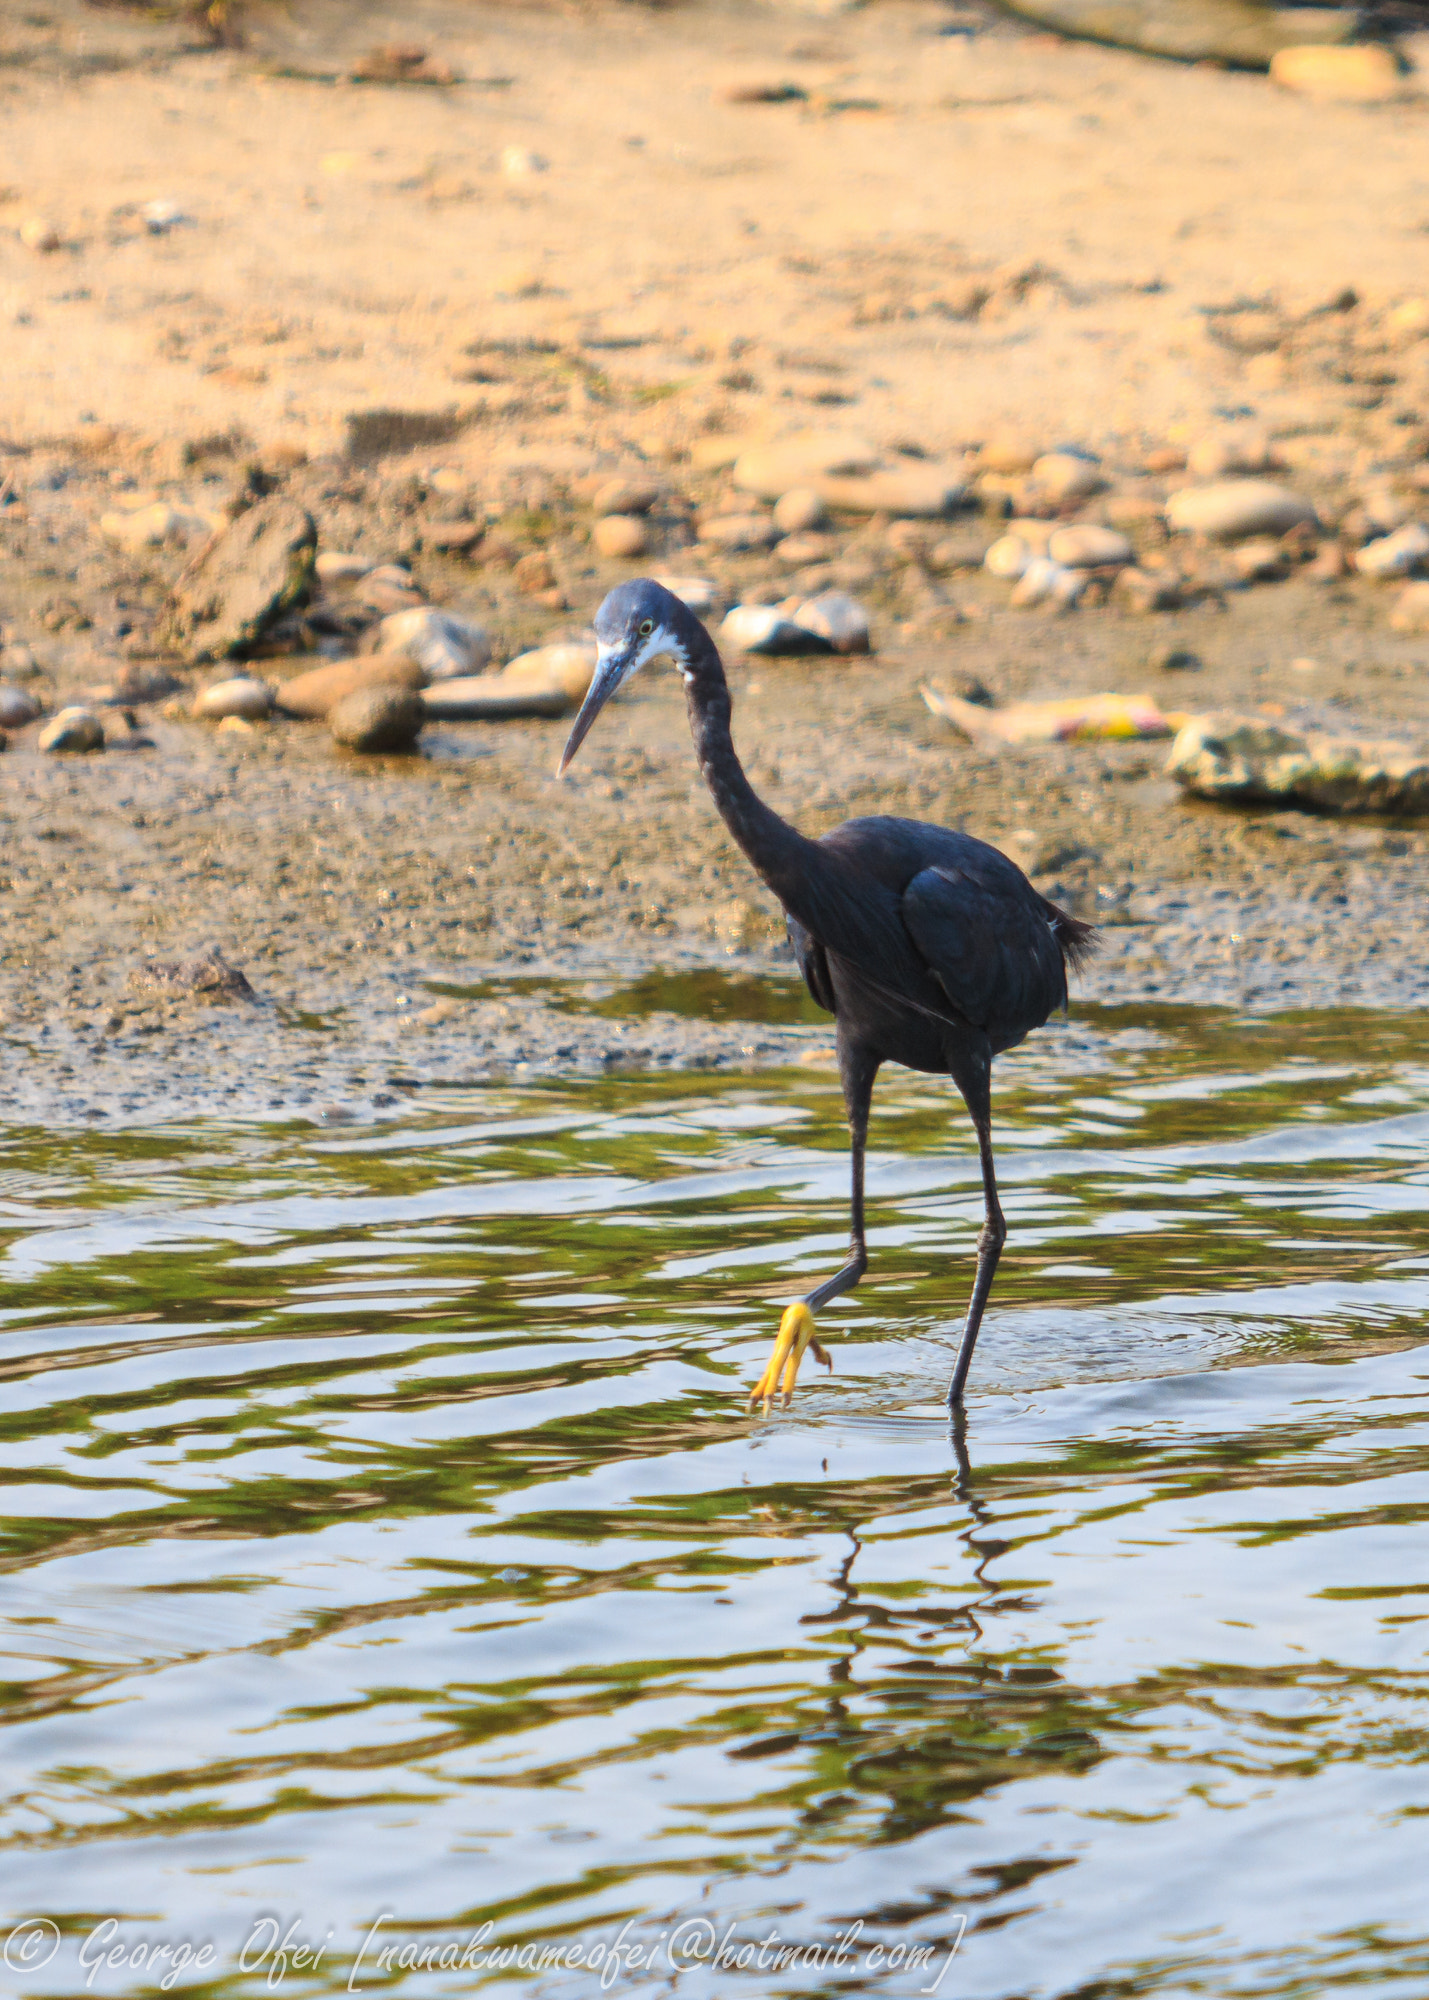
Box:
[557,645,628,777]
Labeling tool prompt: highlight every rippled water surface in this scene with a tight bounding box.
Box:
[3,1001,1429,1998]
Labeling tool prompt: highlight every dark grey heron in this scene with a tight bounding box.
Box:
[558,580,1095,1411]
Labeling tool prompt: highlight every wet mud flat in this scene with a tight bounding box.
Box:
[3,559,1429,1127]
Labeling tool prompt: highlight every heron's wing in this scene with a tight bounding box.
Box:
[901,860,1068,1037]
[787,917,836,1015]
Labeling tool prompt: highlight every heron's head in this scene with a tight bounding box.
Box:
[557,579,688,776]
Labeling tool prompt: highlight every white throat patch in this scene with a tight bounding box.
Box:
[605,625,688,684]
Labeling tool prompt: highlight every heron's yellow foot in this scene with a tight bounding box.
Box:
[747,1302,832,1413]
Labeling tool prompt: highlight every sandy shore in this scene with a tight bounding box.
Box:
[2,0,1428,1122]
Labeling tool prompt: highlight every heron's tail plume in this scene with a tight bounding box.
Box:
[1045,902,1098,974]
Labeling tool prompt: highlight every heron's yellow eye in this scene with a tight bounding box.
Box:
[638,619,654,637]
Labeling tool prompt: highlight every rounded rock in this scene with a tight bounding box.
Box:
[329,685,425,753]
[1166,480,1317,541]
[1231,537,1288,582]
[1030,452,1103,504]
[1270,43,1403,101]
[593,514,650,559]
[192,676,273,721]
[773,487,827,534]
[775,531,831,567]
[977,432,1040,476]
[1355,522,1429,578]
[377,607,490,680]
[276,655,426,720]
[593,477,659,517]
[792,590,870,654]
[0,684,41,729]
[502,643,597,701]
[1187,429,1274,479]
[19,216,60,253]
[1047,524,1133,569]
[698,513,778,552]
[315,551,375,586]
[38,706,104,753]
[733,433,880,501]
[984,534,1031,580]
[1389,580,1429,633]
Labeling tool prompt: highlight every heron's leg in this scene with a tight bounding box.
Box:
[947,1058,1006,1409]
[748,1039,879,1411]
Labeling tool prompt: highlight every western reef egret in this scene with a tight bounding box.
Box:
[558,579,1096,1413]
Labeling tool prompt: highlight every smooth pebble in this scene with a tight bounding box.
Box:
[1030,451,1103,503]
[38,706,104,753]
[593,514,650,559]
[984,534,1031,580]
[377,608,490,679]
[192,677,273,721]
[793,591,870,654]
[1166,479,1317,540]
[276,656,426,720]
[329,685,425,753]
[773,487,827,534]
[1355,522,1429,577]
[719,604,831,655]
[593,477,659,516]
[1389,580,1429,633]
[1047,524,1132,568]
[0,685,41,728]
[699,513,778,551]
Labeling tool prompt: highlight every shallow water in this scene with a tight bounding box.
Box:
[1,1001,1428,1999]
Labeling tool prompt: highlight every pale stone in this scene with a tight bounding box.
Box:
[377,608,491,679]
[984,534,1031,579]
[1168,712,1429,813]
[315,551,374,586]
[1011,556,1084,607]
[1166,480,1317,540]
[500,145,548,176]
[773,487,827,534]
[1389,579,1429,633]
[775,531,832,566]
[502,643,597,700]
[1355,522,1429,577]
[653,576,718,616]
[0,686,40,728]
[977,432,1040,475]
[732,432,880,500]
[1047,524,1133,568]
[1386,299,1429,346]
[1030,452,1103,503]
[100,502,217,551]
[699,513,778,551]
[275,655,426,720]
[719,604,831,654]
[593,477,659,516]
[792,591,870,653]
[1270,43,1403,101]
[593,514,650,558]
[1231,537,1288,582]
[689,437,742,472]
[1187,428,1274,478]
[422,676,571,721]
[38,706,104,753]
[19,216,60,253]
[330,686,425,753]
[193,677,272,721]
[814,466,965,516]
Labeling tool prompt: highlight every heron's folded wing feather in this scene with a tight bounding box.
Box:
[901,861,1068,1035]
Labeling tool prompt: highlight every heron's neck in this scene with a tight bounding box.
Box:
[681,624,821,907]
